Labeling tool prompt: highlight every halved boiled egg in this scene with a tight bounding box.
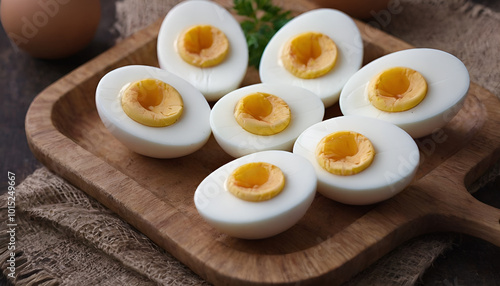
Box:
[339,48,470,138]
[210,83,325,158]
[95,65,211,158]
[194,150,317,239]
[157,0,248,101]
[259,8,363,108]
[293,115,419,205]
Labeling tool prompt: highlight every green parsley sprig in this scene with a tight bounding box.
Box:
[233,0,293,69]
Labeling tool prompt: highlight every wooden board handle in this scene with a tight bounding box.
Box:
[441,191,500,247]
[425,83,500,247]
[410,168,500,247]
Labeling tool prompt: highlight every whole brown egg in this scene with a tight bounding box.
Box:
[0,0,101,59]
[309,0,391,19]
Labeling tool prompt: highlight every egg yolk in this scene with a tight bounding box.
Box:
[368,67,428,112]
[121,78,183,127]
[234,92,291,136]
[281,31,338,79]
[177,24,229,68]
[226,162,285,202]
[316,131,375,176]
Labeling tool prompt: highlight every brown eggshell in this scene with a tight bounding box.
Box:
[310,0,392,19]
[0,0,101,59]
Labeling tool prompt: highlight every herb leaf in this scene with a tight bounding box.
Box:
[233,0,292,69]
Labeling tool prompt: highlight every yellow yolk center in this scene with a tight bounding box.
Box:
[226,162,285,202]
[121,78,183,127]
[316,131,375,176]
[281,31,338,79]
[234,92,291,136]
[368,67,428,112]
[177,24,229,68]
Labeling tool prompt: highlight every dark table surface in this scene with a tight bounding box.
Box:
[1,0,500,285]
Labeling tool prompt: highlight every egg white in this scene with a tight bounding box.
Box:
[194,150,317,239]
[293,115,419,205]
[339,48,470,138]
[259,8,363,108]
[157,0,248,101]
[210,83,325,158]
[95,65,212,158]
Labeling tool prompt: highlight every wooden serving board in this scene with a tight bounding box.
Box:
[25,1,500,285]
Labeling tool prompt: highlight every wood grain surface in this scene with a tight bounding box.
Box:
[24,1,500,285]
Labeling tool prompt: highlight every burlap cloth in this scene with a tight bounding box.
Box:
[2,0,500,285]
